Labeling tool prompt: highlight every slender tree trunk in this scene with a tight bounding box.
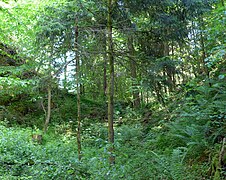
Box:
[163,71,168,94]
[164,42,174,92]
[63,55,67,93]
[102,31,108,97]
[146,90,149,104]
[103,52,108,121]
[199,18,212,87]
[44,86,51,133]
[127,35,140,108]
[200,30,208,74]
[104,58,107,96]
[107,0,115,165]
[198,18,210,79]
[43,45,53,133]
[171,42,174,56]
[75,19,82,161]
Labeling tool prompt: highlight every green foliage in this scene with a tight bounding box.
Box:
[205,4,226,77]
[78,123,207,180]
[0,125,89,179]
[0,0,225,179]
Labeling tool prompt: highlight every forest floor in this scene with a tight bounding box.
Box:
[0,95,225,179]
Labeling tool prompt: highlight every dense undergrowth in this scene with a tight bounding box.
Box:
[0,122,208,180]
[0,79,225,179]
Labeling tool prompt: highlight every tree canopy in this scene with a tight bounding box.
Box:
[0,0,225,179]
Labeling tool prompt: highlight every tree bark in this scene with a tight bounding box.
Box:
[107,0,115,165]
[75,19,82,161]
[199,18,210,79]
[127,35,140,108]
[63,55,67,93]
[44,86,51,133]
[43,46,53,133]
[102,30,108,97]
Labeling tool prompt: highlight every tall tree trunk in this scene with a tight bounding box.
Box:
[44,45,53,133]
[44,86,51,133]
[75,19,82,161]
[127,35,140,108]
[104,58,107,96]
[103,56,107,99]
[200,18,212,87]
[102,30,108,97]
[107,0,115,165]
[199,18,210,79]
[200,30,208,75]
[63,55,67,93]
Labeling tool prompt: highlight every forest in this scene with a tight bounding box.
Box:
[0,0,225,179]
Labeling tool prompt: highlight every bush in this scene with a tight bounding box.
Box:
[0,125,89,179]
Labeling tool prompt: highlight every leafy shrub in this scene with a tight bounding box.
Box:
[0,125,89,179]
